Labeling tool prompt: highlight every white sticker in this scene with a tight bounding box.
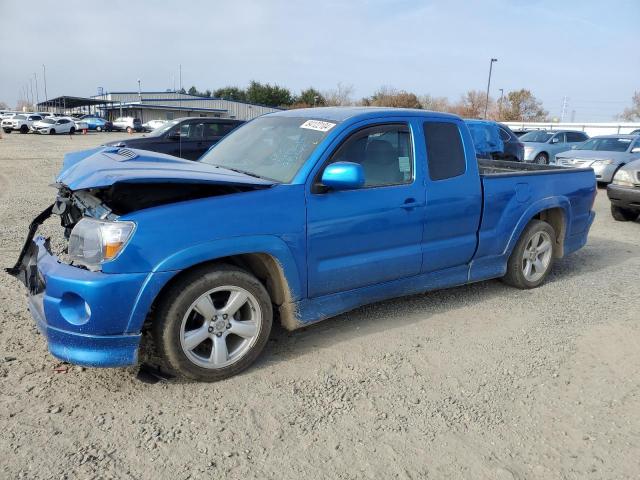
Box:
[398,156,410,173]
[300,120,336,132]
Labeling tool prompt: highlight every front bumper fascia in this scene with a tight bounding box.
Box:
[8,233,149,368]
[607,184,640,211]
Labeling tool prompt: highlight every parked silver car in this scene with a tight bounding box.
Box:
[607,158,640,221]
[556,135,640,183]
[521,130,589,164]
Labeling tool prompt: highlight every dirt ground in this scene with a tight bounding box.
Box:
[0,131,639,479]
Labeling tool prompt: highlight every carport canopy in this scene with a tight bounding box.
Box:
[37,96,111,110]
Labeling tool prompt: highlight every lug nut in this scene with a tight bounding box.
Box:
[226,323,231,329]
[222,314,228,320]
[216,332,222,337]
[208,326,214,333]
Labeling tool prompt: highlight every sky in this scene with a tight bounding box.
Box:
[1,0,638,122]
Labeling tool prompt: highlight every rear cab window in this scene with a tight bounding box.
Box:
[424,122,466,181]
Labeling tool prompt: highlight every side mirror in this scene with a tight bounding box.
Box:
[320,162,365,191]
[631,147,640,154]
[167,132,180,140]
[550,137,559,144]
[571,145,577,149]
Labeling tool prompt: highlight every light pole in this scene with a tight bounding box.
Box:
[42,64,48,102]
[498,88,504,120]
[484,58,497,119]
[33,73,39,107]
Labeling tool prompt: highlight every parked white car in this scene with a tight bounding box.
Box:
[2,113,44,133]
[0,111,18,119]
[31,117,77,135]
[142,119,167,132]
[112,117,143,133]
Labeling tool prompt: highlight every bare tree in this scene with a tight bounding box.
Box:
[451,90,491,119]
[15,100,34,112]
[500,89,547,121]
[419,95,451,112]
[620,91,640,121]
[323,82,355,106]
[0,101,9,110]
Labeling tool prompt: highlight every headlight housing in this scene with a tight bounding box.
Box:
[68,218,135,270]
[592,159,614,165]
[612,169,635,187]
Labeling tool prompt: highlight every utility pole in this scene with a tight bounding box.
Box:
[42,64,48,102]
[484,58,497,119]
[498,88,504,120]
[137,79,142,100]
[179,64,182,92]
[560,96,568,122]
[29,79,35,109]
[34,73,39,107]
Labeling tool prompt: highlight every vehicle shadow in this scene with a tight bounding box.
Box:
[250,234,637,373]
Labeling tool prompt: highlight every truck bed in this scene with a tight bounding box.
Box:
[478,159,591,177]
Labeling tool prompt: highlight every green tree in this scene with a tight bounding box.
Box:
[213,86,247,102]
[246,81,293,107]
[501,89,547,121]
[296,88,326,106]
[364,87,422,108]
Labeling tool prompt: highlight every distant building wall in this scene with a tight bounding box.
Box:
[92,92,281,121]
[504,121,640,137]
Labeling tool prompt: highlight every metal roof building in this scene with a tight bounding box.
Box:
[91,91,281,122]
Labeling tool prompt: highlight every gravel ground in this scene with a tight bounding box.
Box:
[0,132,639,479]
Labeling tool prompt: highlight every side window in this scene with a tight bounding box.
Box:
[179,122,203,139]
[326,124,413,188]
[423,122,466,181]
[499,128,511,141]
[203,123,223,139]
[221,123,238,135]
[566,132,586,142]
[552,132,566,143]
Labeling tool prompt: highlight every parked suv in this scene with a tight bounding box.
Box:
[2,114,43,133]
[112,117,143,133]
[465,120,524,162]
[520,130,589,165]
[103,117,244,160]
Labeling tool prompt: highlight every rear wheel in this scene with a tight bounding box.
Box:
[152,264,273,381]
[502,220,555,289]
[96,126,102,132]
[19,125,29,134]
[611,205,638,222]
[70,127,76,134]
[534,152,549,165]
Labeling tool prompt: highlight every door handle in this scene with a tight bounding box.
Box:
[401,198,423,210]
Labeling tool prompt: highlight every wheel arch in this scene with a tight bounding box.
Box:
[504,198,570,260]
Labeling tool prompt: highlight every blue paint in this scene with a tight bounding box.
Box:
[17,107,596,369]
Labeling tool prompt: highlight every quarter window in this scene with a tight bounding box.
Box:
[566,132,587,142]
[423,122,466,181]
[326,124,413,188]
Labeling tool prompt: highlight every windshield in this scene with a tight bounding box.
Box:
[575,137,632,152]
[40,118,55,124]
[148,119,180,136]
[200,116,338,182]
[520,131,554,143]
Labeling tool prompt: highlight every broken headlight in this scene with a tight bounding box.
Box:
[68,218,135,270]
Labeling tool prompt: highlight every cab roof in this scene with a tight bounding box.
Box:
[267,106,461,123]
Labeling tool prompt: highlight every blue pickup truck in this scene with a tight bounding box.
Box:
[8,107,596,381]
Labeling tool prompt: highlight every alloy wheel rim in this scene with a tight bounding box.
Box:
[522,231,552,282]
[180,286,262,369]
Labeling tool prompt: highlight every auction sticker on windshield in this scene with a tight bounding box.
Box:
[300,120,336,132]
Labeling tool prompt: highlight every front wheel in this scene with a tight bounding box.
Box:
[152,265,273,381]
[2,128,11,133]
[20,125,29,134]
[611,205,638,222]
[96,126,102,132]
[534,153,549,165]
[49,128,56,135]
[502,220,555,289]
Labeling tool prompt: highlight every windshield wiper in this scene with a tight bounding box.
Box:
[210,165,278,182]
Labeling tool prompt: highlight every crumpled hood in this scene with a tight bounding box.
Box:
[57,147,275,190]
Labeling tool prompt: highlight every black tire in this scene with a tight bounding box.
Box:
[502,219,556,289]
[152,264,273,381]
[70,127,76,135]
[611,205,638,222]
[49,128,56,135]
[96,126,102,132]
[534,152,549,165]
[3,128,11,134]
[20,125,29,134]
